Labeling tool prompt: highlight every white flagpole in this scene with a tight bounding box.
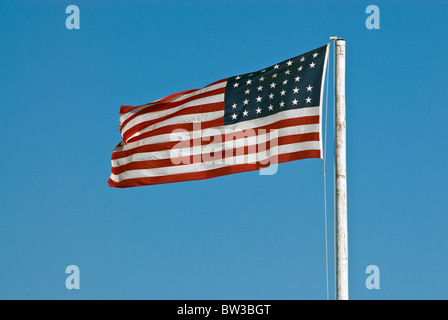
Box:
[335,39,349,300]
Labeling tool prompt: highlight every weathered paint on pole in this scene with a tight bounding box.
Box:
[335,39,348,300]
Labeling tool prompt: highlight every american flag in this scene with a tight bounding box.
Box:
[109,44,328,188]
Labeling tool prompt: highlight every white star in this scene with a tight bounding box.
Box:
[300,57,306,62]
[306,97,312,103]
[235,76,241,80]
[282,79,288,85]
[274,64,279,69]
[285,69,291,75]
[293,87,300,94]
[245,89,250,95]
[279,101,285,107]
[295,76,301,82]
[257,85,263,91]
[233,82,239,88]
[259,76,265,82]
[268,104,274,111]
[261,69,266,73]
[231,113,237,120]
[246,79,252,85]
[256,96,262,102]
[243,110,249,116]
[243,99,249,105]
[272,73,278,78]
[280,90,286,96]
[232,103,237,109]
[297,65,303,71]
[269,93,274,99]
[287,60,293,66]
[270,82,276,88]
[255,107,262,114]
[306,85,313,92]
[313,52,319,58]
[309,62,316,68]
[292,99,298,105]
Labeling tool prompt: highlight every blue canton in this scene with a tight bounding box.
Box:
[224,45,327,125]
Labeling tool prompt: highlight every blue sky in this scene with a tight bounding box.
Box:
[0,0,447,300]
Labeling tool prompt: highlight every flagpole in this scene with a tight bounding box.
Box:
[334,39,349,300]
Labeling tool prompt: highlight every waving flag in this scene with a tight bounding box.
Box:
[109,44,329,187]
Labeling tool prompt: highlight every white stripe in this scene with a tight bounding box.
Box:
[116,106,320,152]
[124,109,225,142]
[110,140,320,182]
[121,93,224,139]
[119,81,227,125]
[112,123,320,167]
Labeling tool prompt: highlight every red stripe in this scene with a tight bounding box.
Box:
[204,78,228,87]
[122,101,225,143]
[111,132,319,175]
[113,114,319,157]
[120,89,198,114]
[126,117,224,143]
[108,150,321,188]
[120,83,226,127]
[120,87,226,132]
